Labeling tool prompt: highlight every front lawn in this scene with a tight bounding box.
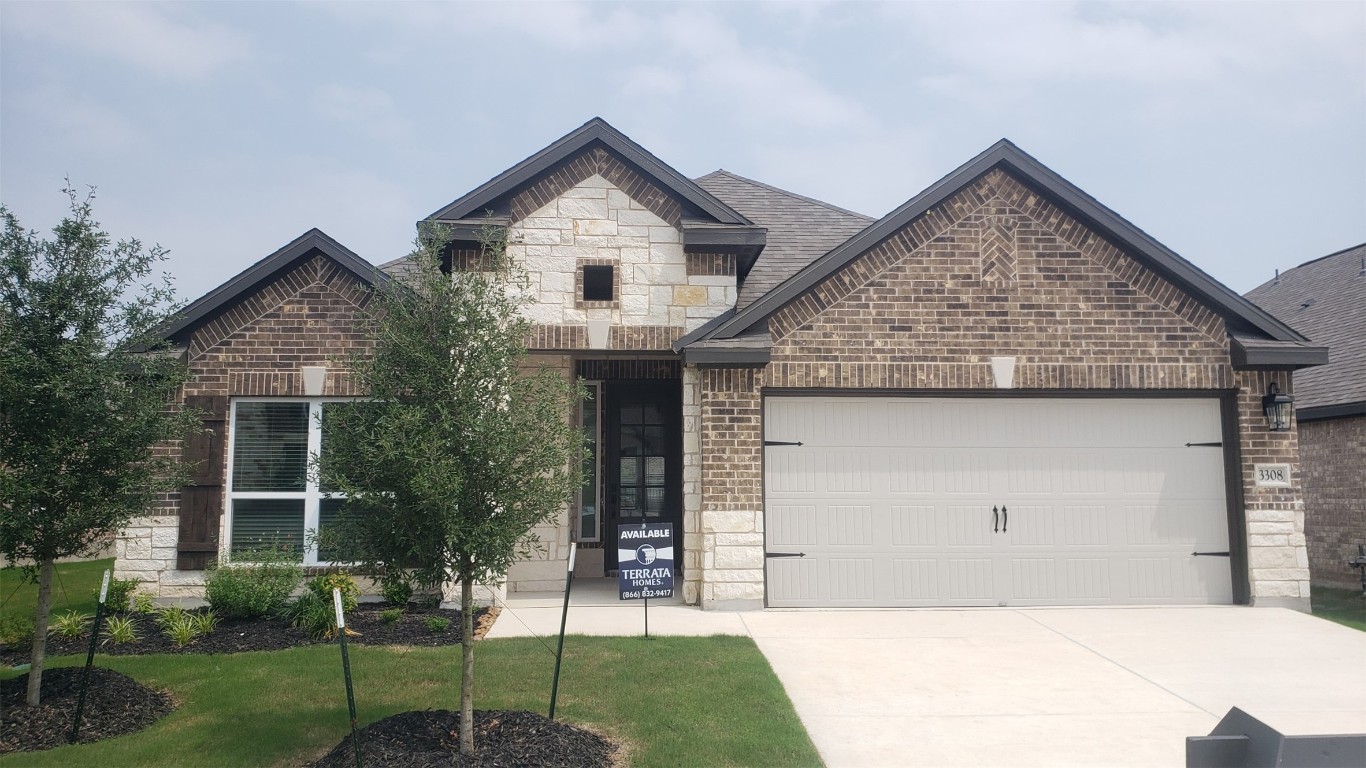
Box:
[2,635,821,768]
[1311,585,1366,631]
[0,558,111,645]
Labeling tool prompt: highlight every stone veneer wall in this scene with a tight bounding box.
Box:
[692,168,1310,609]
[681,366,704,604]
[506,172,736,341]
[503,354,579,592]
[1297,414,1365,589]
[115,256,374,598]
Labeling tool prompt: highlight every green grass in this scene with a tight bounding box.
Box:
[1,558,113,645]
[1,635,821,768]
[1311,585,1366,631]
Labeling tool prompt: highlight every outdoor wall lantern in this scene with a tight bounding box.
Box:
[1262,382,1294,432]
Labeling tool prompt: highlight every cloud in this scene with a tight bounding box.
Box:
[4,2,253,81]
[309,84,411,142]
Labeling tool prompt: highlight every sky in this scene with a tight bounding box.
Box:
[2,1,1363,303]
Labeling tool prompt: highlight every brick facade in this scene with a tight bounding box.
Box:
[690,168,1310,609]
[1298,415,1366,588]
[115,255,375,597]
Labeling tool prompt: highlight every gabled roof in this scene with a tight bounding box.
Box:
[158,228,380,343]
[692,139,1315,353]
[694,170,874,309]
[1246,243,1366,416]
[427,117,751,226]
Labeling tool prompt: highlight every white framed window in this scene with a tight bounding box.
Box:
[577,382,602,542]
[225,398,353,565]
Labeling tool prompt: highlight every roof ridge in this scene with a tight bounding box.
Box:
[699,169,876,222]
[1289,241,1366,271]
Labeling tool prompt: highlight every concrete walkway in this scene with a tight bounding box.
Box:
[486,581,1366,767]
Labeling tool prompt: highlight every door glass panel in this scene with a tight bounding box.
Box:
[646,487,665,514]
[621,402,643,425]
[642,402,662,425]
[643,426,664,454]
[620,427,642,456]
[620,488,639,516]
[620,456,639,485]
[645,456,665,485]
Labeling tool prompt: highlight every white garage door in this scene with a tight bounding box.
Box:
[764,397,1232,608]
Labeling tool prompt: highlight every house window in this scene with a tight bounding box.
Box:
[226,399,351,564]
[578,382,602,542]
[582,265,614,302]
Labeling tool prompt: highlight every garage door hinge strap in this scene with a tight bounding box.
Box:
[1185,442,1223,447]
[765,552,806,558]
[1191,551,1231,557]
[764,440,804,447]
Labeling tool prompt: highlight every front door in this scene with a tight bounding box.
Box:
[604,380,681,573]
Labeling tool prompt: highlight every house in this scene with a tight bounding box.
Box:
[115,118,1328,611]
[1245,244,1366,590]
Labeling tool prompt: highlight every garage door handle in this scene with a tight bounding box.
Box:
[1001,506,1007,533]
[1191,551,1230,557]
[992,506,999,533]
[765,552,806,558]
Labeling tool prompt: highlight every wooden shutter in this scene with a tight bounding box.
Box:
[177,395,227,570]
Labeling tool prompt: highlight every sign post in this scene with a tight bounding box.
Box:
[334,588,363,768]
[549,543,576,720]
[70,569,111,744]
[617,523,674,639]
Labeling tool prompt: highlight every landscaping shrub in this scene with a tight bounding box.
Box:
[131,591,157,615]
[50,610,91,639]
[285,592,337,640]
[423,616,450,633]
[379,608,403,624]
[102,615,140,645]
[204,547,303,619]
[97,576,140,613]
[380,577,412,607]
[0,614,34,645]
[160,610,199,647]
[308,573,360,613]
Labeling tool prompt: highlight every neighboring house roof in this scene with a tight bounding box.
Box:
[159,228,381,344]
[694,170,875,309]
[686,139,1322,366]
[1245,243,1366,418]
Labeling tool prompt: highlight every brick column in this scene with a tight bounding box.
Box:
[699,368,766,610]
[1237,370,1312,609]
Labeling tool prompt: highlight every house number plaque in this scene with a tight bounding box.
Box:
[1253,463,1292,488]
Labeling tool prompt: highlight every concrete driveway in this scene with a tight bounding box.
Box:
[742,607,1366,767]
[487,585,1366,766]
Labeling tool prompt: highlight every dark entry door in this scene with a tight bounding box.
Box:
[604,380,681,573]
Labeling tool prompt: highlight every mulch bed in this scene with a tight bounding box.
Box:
[0,667,174,753]
[0,604,493,665]
[311,709,616,768]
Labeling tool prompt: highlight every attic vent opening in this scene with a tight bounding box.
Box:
[582,265,614,302]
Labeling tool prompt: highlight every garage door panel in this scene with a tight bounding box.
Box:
[764,397,1232,608]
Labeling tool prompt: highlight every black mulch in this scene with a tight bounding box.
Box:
[311,710,616,768]
[0,667,175,754]
[0,605,492,665]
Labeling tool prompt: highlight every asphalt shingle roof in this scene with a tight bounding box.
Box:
[1245,243,1366,410]
[694,170,874,309]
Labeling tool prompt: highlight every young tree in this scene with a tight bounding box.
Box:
[0,185,197,706]
[318,225,583,754]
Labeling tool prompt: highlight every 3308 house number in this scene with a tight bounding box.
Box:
[1254,463,1292,488]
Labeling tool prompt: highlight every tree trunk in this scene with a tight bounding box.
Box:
[26,558,56,706]
[459,571,475,754]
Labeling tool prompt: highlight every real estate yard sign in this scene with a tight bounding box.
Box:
[618,523,674,600]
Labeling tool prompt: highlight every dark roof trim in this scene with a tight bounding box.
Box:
[428,217,510,243]
[157,228,380,342]
[1297,401,1366,422]
[701,139,1310,344]
[671,310,735,352]
[681,347,771,367]
[426,117,751,226]
[682,222,768,277]
[1230,336,1329,369]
